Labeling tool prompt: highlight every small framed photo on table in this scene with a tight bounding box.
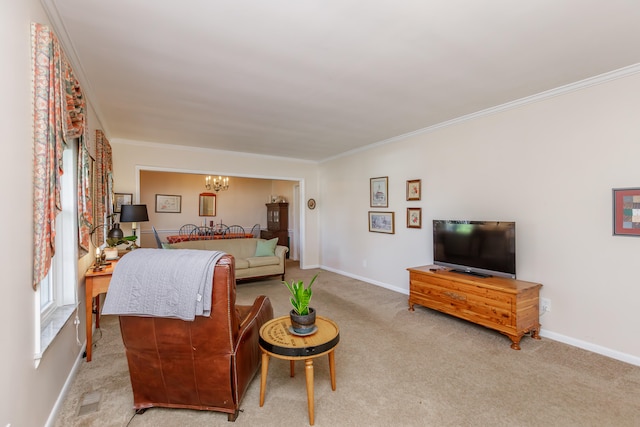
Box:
[612,187,640,236]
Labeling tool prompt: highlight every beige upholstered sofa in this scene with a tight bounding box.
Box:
[168,238,288,281]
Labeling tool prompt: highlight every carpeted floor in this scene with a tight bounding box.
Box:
[54,261,640,426]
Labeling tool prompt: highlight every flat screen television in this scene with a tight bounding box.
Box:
[433,220,516,279]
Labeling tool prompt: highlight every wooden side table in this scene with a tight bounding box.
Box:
[259,315,340,426]
[84,260,117,361]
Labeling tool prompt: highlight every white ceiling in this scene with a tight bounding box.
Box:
[44,0,640,161]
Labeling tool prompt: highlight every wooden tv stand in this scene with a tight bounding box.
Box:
[407,265,542,350]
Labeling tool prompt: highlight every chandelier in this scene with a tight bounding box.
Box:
[205,175,229,192]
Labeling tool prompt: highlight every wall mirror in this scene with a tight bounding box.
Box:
[199,193,216,216]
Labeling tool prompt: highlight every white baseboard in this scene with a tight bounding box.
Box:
[539,329,640,367]
[299,263,321,270]
[44,343,86,427]
[320,265,409,295]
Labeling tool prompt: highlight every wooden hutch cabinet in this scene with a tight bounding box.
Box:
[260,203,289,252]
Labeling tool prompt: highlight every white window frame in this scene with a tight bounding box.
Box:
[34,144,79,365]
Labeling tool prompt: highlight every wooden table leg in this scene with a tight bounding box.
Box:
[259,351,269,407]
[305,359,315,425]
[85,281,93,362]
[94,295,101,329]
[328,350,336,391]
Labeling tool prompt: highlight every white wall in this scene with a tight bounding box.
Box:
[319,71,640,363]
[1,2,99,426]
[110,139,321,267]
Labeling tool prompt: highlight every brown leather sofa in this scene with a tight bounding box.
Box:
[118,254,274,421]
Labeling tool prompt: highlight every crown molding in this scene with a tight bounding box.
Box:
[323,63,640,163]
[111,138,318,164]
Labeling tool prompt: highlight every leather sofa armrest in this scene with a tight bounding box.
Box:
[237,295,273,332]
[233,296,274,402]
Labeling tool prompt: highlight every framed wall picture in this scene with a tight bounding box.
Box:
[368,211,395,234]
[113,193,132,213]
[612,187,640,236]
[155,194,182,213]
[370,176,388,207]
[407,208,422,228]
[199,193,216,216]
[307,198,316,210]
[406,179,421,201]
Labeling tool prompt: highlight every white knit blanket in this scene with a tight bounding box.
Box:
[102,248,225,321]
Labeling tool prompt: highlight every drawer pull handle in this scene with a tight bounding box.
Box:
[443,291,466,301]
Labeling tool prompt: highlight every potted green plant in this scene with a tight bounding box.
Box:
[283,273,318,335]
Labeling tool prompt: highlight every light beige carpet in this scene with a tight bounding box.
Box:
[54,261,640,427]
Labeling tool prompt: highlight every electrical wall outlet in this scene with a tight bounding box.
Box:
[540,297,551,314]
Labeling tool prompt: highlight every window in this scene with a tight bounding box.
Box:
[34,143,79,364]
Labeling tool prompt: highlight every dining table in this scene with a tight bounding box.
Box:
[166,233,254,244]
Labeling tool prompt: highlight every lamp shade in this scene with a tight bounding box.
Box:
[119,204,149,223]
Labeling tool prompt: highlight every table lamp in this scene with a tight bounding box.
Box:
[89,222,124,267]
[119,204,149,250]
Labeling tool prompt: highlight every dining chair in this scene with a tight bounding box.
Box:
[189,226,212,239]
[250,223,261,238]
[227,225,245,235]
[152,226,164,248]
[179,224,198,236]
[198,226,214,236]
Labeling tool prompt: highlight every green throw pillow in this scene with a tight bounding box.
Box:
[255,238,278,257]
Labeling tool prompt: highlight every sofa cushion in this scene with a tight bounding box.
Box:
[169,238,258,259]
[235,258,250,269]
[246,256,280,267]
[255,238,278,256]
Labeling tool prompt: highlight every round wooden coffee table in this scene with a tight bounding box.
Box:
[259,315,340,426]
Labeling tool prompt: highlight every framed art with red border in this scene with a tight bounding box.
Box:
[612,187,640,236]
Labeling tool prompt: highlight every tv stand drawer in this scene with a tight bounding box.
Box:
[407,265,542,350]
[409,279,514,327]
